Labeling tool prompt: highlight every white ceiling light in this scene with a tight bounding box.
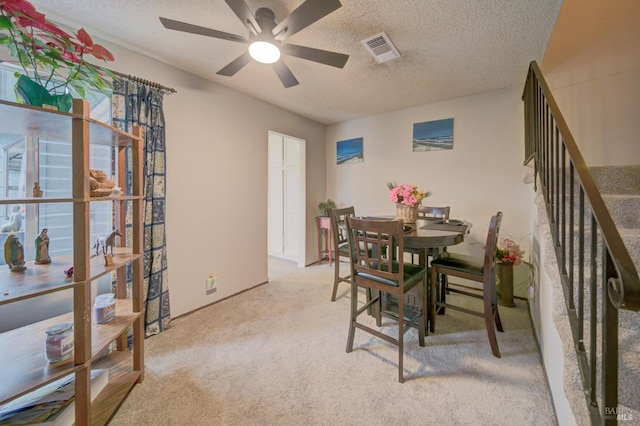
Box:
[249,41,281,64]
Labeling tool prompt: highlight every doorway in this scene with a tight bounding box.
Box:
[267,131,306,269]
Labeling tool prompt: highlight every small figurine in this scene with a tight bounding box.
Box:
[4,234,26,272]
[0,205,22,232]
[64,266,74,279]
[89,169,115,197]
[35,228,51,264]
[32,181,43,197]
[92,229,122,256]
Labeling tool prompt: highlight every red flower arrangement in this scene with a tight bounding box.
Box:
[496,238,525,265]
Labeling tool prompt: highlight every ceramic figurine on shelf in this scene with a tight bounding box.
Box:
[92,229,122,256]
[32,181,43,197]
[0,206,22,232]
[35,228,51,264]
[4,234,26,272]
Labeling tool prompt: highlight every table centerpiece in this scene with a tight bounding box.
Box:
[387,182,430,224]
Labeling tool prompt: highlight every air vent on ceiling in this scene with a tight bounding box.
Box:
[361,31,401,63]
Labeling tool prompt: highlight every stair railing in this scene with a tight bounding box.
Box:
[523,61,640,425]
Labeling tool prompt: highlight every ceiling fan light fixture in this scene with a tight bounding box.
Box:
[249,41,281,64]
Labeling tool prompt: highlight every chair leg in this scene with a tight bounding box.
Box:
[418,277,427,343]
[331,259,340,301]
[489,275,504,332]
[375,290,382,327]
[397,294,404,383]
[494,305,504,332]
[483,282,501,358]
[346,281,358,353]
[429,266,438,333]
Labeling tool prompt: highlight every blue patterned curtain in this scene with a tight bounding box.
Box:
[112,79,170,337]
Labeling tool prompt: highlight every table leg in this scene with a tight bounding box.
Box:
[418,249,429,336]
[317,224,322,264]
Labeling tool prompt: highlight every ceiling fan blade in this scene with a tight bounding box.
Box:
[281,44,348,68]
[217,52,252,76]
[272,0,342,41]
[224,0,261,36]
[159,17,247,43]
[273,60,299,88]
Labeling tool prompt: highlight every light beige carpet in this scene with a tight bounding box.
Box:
[110,261,557,425]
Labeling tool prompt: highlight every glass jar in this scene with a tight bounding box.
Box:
[94,293,116,324]
[45,322,73,363]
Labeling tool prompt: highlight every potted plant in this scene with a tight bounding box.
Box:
[0,0,115,111]
[495,237,525,307]
[318,199,336,217]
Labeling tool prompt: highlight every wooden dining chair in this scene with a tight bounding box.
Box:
[429,211,504,357]
[406,205,451,264]
[345,217,427,383]
[329,206,355,301]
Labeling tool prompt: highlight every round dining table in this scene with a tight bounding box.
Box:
[404,218,471,266]
[363,216,471,335]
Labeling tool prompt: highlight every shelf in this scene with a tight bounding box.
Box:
[0,298,139,406]
[0,249,141,305]
[0,314,79,405]
[0,98,144,424]
[0,100,73,140]
[91,350,142,426]
[92,299,140,360]
[0,100,140,147]
[0,195,143,205]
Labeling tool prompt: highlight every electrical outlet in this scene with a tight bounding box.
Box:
[205,273,217,295]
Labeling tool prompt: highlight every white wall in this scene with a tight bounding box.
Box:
[542,1,640,167]
[326,86,536,263]
[97,44,327,318]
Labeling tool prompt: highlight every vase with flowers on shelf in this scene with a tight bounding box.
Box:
[495,237,525,307]
[0,0,115,111]
[387,182,430,224]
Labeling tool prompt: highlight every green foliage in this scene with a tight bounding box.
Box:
[0,1,116,100]
[318,199,337,212]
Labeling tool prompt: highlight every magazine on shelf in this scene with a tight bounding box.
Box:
[0,369,108,425]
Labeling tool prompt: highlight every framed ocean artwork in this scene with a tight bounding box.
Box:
[412,118,454,151]
[337,137,364,165]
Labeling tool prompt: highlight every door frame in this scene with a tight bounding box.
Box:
[267,130,306,268]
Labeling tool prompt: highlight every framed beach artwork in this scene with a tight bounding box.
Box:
[336,137,364,165]
[412,118,454,152]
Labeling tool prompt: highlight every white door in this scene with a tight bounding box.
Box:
[268,131,306,266]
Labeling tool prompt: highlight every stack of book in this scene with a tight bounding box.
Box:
[0,369,108,425]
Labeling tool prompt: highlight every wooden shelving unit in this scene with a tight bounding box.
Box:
[0,99,144,425]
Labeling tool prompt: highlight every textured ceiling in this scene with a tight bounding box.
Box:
[29,0,562,125]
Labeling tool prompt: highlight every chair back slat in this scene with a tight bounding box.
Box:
[347,217,404,282]
[329,206,354,248]
[483,212,503,279]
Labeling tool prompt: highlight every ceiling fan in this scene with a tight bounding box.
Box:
[159,0,349,88]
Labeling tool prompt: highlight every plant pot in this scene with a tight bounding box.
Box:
[15,75,72,112]
[395,203,418,224]
[496,262,516,307]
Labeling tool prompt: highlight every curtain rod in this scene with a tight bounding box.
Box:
[110,69,177,94]
[0,59,177,94]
